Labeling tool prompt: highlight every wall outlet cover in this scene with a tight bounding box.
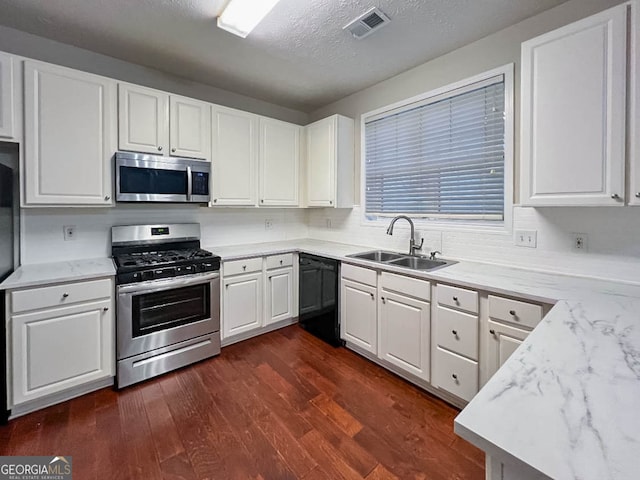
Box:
[63,225,76,241]
[514,230,537,248]
[265,219,274,230]
[572,233,588,252]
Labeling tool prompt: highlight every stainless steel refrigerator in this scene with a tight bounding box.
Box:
[0,143,18,424]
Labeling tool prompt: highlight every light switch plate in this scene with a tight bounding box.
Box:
[514,230,537,248]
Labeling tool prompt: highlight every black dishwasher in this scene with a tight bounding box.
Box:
[299,253,343,347]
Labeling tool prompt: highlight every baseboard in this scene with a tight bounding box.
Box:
[221,317,298,347]
[10,377,114,419]
[344,341,467,410]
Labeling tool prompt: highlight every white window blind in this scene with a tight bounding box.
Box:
[365,75,506,220]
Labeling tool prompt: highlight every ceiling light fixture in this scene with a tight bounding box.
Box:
[217,0,282,38]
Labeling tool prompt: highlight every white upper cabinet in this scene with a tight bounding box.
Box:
[259,117,300,206]
[119,85,210,160]
[520,4,627,206]
[630,3,640,206]
[118,84,169,155]
[305,114,354,208]
[0,52,15,140]
[24,61,116,206]
[211,105,258,206]
[169,95,211,160]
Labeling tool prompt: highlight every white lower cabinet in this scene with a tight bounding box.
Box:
[432,347,479,402]
[222,271,263,338]
[485,320,529,380]
[8,278,115,407]
[221,254,296,343]
[379,289,430,381]
[341,279,377,354]
[265,267,294,326]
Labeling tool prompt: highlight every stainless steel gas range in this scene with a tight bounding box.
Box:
[112,223,221,388]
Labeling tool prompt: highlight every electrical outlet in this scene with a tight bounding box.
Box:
[63,225,76,241]
[514,230,537,248]
[265,219,274,230]
[572,233,588,252]
[326,218,332,229]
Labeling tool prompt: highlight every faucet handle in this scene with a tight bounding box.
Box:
[429,250,442,260]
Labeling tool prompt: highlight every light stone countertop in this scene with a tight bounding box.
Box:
[206,238,640,480]
[0,257,116,290]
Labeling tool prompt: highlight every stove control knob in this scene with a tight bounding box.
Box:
[132,272,141,282]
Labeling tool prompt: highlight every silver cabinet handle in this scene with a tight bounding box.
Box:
[158,146,163,151]
[453,296,458,302]
[261,199,264,203]
[611,193,620,200]
[370,293,374,300]
[489,329,496,335]
[103,307,109,312]
[186,166,192,202]
[242,265,247,271]
[62,293,69,298]
[171,148,176,153]
[381,297,386,304]
[279,260,283,265]
[452,374,458,380]
[509,310,516,316]
[636,192,640,198]
[329,200,333,205]
[452,330,457,336]
[213,199,218,203]
[104,195,111,201]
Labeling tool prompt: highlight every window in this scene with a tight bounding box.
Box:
[364,68,511,222]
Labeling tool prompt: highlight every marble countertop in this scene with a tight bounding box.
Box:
[0,258,116,290]
[206,238,640,479]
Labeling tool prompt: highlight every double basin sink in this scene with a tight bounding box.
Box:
[346,250,455,272]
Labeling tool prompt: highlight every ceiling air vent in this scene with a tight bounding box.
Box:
[344,7,390,40]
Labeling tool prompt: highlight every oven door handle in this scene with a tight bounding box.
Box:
[117,272,220,295]
[187,166,192,202]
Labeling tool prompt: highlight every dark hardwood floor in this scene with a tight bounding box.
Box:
[0,326,484,479]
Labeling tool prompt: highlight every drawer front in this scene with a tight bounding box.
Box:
[380,272,430,302]
[341,263,377,287]
[433,347,478,402]
[435,306,478,360]
[265,253,293,270]
[437,284,478,314]
[11,278,112,314]
[488,295,543,329]
[224,257,263,276]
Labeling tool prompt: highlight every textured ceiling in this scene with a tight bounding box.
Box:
[0,0,570,112]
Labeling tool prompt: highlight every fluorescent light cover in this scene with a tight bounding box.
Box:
[217,0,282,38]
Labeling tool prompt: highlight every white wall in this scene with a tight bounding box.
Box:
[305,0,640,284]
[0,25,308,125]
[21,206,308,264]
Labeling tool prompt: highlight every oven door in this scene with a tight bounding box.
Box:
[117,272,220,359]
[116,152,210,203]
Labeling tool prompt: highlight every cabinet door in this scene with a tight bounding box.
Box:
[211,106,258,206]
[341,279,377,354]
[169,95,211,160]
[520,4,627,206]
[265,267,293,326]
[0,52,15,139]
[306,117,336,207]
[259,118,300,206]
[12,299,114,406]
[222,272,263,338]
[630,2,640,206]
[118,83,169,155]
[24,61,116,206]
[379,291,430,381]
[485,319,530,381]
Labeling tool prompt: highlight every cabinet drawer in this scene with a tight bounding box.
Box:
[380,272,430,302]
[488,295,543,329]
[433,347,478,402]
[341,263,376,287]
[437,284,478,313]
[224,257,263,276]
[435,306,478,360]
[11,278,112,314]
[266,253,293,270]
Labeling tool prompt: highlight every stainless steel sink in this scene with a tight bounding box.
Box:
[348,250,405,262]
[387,256,447,270]
[346,250,455,272]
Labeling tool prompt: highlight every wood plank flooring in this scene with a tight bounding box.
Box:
[0,326,484,479]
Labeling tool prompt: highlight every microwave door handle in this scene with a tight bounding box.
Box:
[187,166,192,202]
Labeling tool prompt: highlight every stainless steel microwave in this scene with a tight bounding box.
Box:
[115,152,211,203]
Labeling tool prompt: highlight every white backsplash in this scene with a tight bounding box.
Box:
[21,205,309,264]
[307,206,640,284]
